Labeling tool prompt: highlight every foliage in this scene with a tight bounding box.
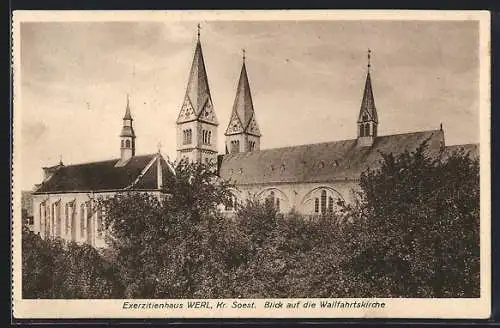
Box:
[341,141,480,297]
[23,145,479,298]
[22,226,123,298]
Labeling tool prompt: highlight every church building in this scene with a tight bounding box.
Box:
[29,27,479,246]
[30,96,175,247]
[174,32,478,215]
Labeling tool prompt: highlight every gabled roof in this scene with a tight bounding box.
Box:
[225,61,261,136]
[33,154,174,194]
[444,143,479,159]
[218,129,445,185]
[358,70,378,123]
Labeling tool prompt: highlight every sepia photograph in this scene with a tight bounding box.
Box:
[11,10,491,319]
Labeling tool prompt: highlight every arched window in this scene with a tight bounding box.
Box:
[276,198,280,212]
[364,124,370,137]
[249,140,255,151]
[231,140,240,153]
[80,204,85,238]
[328,196,334,213]
[314,198,319,213]
[125,139,131,148]
[187,129,192,144]
[373,124,377,137]
[208,131,211,145]
[359,125,364,137]
[225,196,234,211]
[320,190,327,214]
[121,140,124,148]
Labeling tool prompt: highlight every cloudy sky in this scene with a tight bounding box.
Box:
[19,19,480,190]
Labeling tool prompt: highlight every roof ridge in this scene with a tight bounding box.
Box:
[222,129,442,158]
[54,153,157,168]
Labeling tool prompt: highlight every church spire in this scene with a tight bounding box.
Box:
[358,49,378,124]
[176,24,218,125]
[117,94,136,165]
[123,93,132,120]
[176,25,219,165]
[225,51,261,154]
[357,49,378,147]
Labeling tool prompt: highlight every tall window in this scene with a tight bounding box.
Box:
[80,203,85,238]
[276,198,280,212]
[96,206,103,238]
[320,190,327,214]
[65,203,70,236]
[360,125,364,137]
[86,201,92,244]
[125,139,131,148]
[183,129,192,145]
[249,140,255,151]
[328,196,334,213]
[373,125,377,137]
[55,201,61,237]
[121,140,124,148]
[225,196,234,211]
[202,130,212,145]
[230,140,240,153]
[364,124,370,137]
[314,198,319,213]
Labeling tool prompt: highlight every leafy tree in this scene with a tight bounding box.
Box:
[101,159,235,298]
[22,226,122,299]
[341,141,480,297]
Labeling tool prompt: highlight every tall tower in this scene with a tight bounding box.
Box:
[225,50,261,154]
[357,49,379,148]
[176,24,219,165]
[117,94,136,166]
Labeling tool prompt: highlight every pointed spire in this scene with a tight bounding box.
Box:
[120,94,136,138]
[225,53,261,136]
[177,26,216,124]
[124,93,132,120]
[358,49,378,123]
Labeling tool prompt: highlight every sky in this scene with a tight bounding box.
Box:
[18,19,480,190]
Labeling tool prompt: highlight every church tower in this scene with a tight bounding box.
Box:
[176,25,219,165]
[116,94,136,166]
[225,50,261,154]
[357,49,379,148]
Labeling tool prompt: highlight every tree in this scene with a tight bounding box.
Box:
[341,141,480,297]
[101,159,236,298]
[22,226,123,299]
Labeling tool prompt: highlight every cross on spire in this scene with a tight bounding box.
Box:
[367,48,372,70]
[197,23,201,40]
[242,48,246,62]
[157,141,162,154]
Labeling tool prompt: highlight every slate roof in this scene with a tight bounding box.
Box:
[34,154,174,194]
[358,71,378,123]
[225,61,260,136]
[444,143,479,159]
[218,129,445,185]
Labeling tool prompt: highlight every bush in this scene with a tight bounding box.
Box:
[22,227,123,299]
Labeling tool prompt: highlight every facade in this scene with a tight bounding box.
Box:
[175,36,478,215]
[31,98,175,247]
